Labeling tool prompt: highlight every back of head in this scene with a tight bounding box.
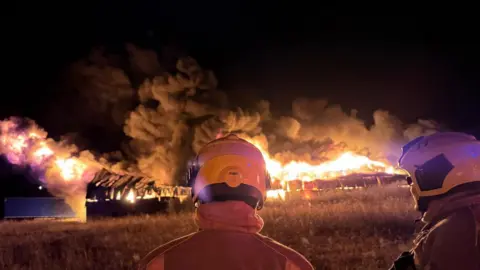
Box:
[185,134,271,209]
[398,132,480,212]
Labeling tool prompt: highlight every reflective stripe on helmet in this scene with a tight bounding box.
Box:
[185,133,269,209]
[399,136,425,164]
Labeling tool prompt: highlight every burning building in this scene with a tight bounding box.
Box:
[84,168,407,216]
[85,169,190,217]
[84,148,408,213]
[0,115,410,220]
[0,52,437,220]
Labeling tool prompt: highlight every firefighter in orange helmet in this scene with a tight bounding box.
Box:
[390,132,480,270]
[138,134,314,270]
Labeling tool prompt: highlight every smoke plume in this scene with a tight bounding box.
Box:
[1,43,442,196]
[116,45,440,186]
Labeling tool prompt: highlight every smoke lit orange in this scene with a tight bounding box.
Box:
[0,118,99,221]
[0,117,404,206]
[0,119,92,184]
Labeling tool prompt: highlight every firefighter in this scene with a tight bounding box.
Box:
[391,132,480,270]
[138,134,314,270]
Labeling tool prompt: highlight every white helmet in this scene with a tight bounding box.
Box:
[398,132,480,212]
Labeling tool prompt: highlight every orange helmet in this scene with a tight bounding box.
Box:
[185,134,271,209]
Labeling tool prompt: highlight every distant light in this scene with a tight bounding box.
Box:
[38,186,43,190]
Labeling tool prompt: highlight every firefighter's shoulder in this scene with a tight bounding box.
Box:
[252,233,314,270]
[419,206,480,269]
[138,232,197,270]
[428,206,478,242]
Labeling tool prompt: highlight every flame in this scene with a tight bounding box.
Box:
[143,190,158,199]
[126,189,135,203]
[55,158,88,181]
[0,120,93,184]
[242,136,405,199]
[0,118,98,221]
[245,137,397,181]
[0,118,405,207]
[266,189,286,200]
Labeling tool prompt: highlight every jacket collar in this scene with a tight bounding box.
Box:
[423,191,480,223]
[194,201,264,233]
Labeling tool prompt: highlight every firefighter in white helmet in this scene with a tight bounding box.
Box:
[138,134,313,270]
[390,132,480,270]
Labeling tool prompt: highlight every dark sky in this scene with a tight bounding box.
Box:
[4,4,480,133]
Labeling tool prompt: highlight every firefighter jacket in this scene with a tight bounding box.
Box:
[412,191,480,270]
[138,201,314,270]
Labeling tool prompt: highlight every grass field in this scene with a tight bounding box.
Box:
[0,184,417,270]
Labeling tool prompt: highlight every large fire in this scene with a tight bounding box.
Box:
[243,138,403,196]
[0,119,100,221]
[0,118,404,215]
[0,120,90,184]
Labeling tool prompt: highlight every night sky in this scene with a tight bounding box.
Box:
[4,4,480,134]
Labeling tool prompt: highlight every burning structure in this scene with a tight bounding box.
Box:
[86,169,406,202]
[87,169,190,202]
[85,169,190,217]
[86,134,408,207]
[0,46,439,220]
[0,115,409,219]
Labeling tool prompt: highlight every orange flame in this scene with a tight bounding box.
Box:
[126,189,135,203]
[245,138,397,181]
[0,119,96,194]
[0,118,100,222]
[241,136,404,199]
[0,118,404,205]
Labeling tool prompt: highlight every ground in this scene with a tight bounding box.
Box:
[0,184,417,270]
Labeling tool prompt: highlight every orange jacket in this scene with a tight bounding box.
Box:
[138,201,314,270]
[412,191,480,270]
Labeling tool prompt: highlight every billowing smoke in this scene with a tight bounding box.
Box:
[62,47,135,127]
[117,45,440,186]
[122,56,227,185]
[1,43,442,197]
[266,100,438,165]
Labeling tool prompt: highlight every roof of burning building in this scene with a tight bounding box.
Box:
[89,169,155,190]
[87,169,191,200]
[88,168,406,197]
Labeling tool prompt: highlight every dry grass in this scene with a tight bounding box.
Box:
[0,184,417,270]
